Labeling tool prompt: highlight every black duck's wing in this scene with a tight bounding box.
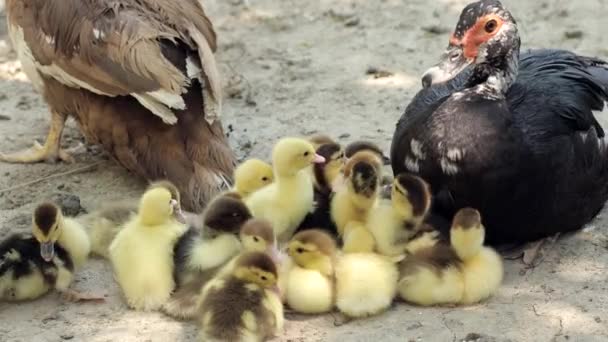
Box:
[511,49,608,138]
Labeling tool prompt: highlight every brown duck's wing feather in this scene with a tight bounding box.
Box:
[7,0,221,124]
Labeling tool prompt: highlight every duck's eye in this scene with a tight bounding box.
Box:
[232,212,239,217]
[296,248,304,254]
[484,19,498,33]
[303,151,310,157]
[253,236,260,242]
[261,276,267,281]
[261,177,269,182]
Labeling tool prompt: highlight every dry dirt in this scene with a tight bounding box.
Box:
[1,0,608,341]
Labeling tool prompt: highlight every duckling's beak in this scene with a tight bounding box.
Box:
[170,199,187,224]
[40,241,55,262]
[312,153,326,164]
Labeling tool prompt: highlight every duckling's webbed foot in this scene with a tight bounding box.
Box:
[60,289,105,303]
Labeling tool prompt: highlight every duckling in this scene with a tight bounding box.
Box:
[367,173,432,257]
[162,193,252,319]
[297,140,345,235]
[397,208,503,306]
[452,208,503,304]
[233,159,274,198]
[80,180,185,259]
[344,140,392,185]
[284,229,337,314]
[198,251,284,342]
[246,138,325,243]
[1,203,100,302]
[109,187,187,311]
[334,251,398,318]
[330,151,382,251]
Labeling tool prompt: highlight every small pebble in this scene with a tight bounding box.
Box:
[422,25,449,35]
[60,334,74,340]
[344,17,360,27]
[339,133,351,139]
[564,30,583,39]
[50,192,85,216]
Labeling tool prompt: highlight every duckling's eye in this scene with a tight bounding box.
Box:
[303,151,310,157]
[296,248,304,254]
[261,177,269,182]
[253,236,260,242]
[232,212,239,218]
[484,19,498,33]
[261,276,267,281]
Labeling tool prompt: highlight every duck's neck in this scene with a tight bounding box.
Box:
[57,217,91,269]
[308,255,334,277]
[275,167,310,192]
[470,41,520,99]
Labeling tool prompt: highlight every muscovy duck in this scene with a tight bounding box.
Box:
[391,0,608,245]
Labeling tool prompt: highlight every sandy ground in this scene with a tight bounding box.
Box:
[1,0,607,341]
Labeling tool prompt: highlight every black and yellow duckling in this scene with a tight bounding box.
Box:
[284,229,337,314]
[330,151,382,252]
[80,180,185,259]
[163,193,253,319]
[198,251,284,342]
[367,173,432,257]
[297,139,345,235]
[1,203,101,302]
[398,208,503,306]
[109,186,187,311]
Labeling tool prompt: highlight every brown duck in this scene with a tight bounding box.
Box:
[3,0,235,211]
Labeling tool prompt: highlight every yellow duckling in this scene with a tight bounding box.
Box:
[80,180,185,259]
[233,159,274,198]
[198,251,284,342]
[163,193,253,319]
[246,138,325,243]
[330,151,382,252]
[397,208,503,306]
[284,229,337,314]
[109,187,187,311]
[1,203,100,302]
[367,173,432,257]
[334,251,398,319]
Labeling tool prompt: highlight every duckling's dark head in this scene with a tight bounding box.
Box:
[233,251,279,288]
[239,218,276,252]
[147,180,186,224]
[344,141,390,165]
[313,142,344,190]
[393,173,432,221]
[203,193,253,236]
[421,0,519,88]
[32,202,62,262]
[343,151,382,198]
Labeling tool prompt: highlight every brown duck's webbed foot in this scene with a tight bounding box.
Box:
[60,289,106,303]
[0,111,75,164]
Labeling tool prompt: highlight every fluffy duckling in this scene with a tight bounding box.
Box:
[334,251,399,319]
[80,180,185,259]
[330,151,382,252]
[198,251,284,342]
[1,203,100,302]
[297,140,345,235]
[233,159,274,198]
[397,208,503,306]
[367,174,432,257]
[246,138,325,243]
[173,193,252,287]
[109,187,187,311]
[284,229,337,314]
[163,216,274,319]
